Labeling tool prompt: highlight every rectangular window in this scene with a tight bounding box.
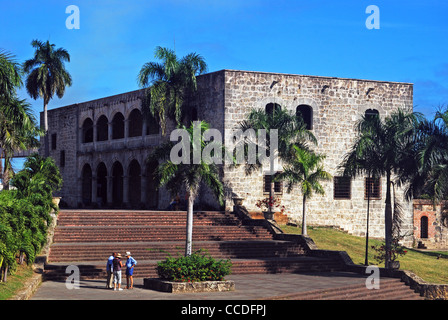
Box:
[51,133,57,150]
[263,173,283,195]
[60,150,66,167]
[365,177,381,199]
[334,177,351,199]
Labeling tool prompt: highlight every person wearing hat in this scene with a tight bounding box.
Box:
[113,253,123,291]
[106,252,115,289]
[125,251,137,289]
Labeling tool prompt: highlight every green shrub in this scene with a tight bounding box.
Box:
[156,250,232,282]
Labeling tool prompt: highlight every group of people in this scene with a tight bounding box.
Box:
[106,251,137,291]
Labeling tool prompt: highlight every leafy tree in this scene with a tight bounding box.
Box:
[276,146,331,235]
[0,154,62,282]
[410,106,448,202]
[23,40,72,157]
[148,121,225,256]
[138,46,207,134]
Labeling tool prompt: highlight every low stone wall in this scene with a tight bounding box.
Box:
[144,278,235,293]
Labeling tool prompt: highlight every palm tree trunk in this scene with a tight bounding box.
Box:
[385,171,393,269]
[365,175,371,266]
[302,195,307,236]
[185,192,194,256]
[43,102,49,158]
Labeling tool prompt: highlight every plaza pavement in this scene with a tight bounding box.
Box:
[31,271,371,300]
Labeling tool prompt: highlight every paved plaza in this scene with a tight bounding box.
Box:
[31,271,371,300]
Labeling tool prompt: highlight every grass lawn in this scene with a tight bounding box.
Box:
[282,225,448,284]
[0,264,34,300]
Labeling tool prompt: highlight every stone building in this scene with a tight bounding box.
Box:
[41,69,414,241]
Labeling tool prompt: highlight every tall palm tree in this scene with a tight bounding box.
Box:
[23,40,72,157]
[339,109,420,268]
[148,121,224,256]
[410,106,448,202]
[276,146,331,235]
[137,46,207,134]
[239,107,316,214]
[0,96,40,189]
[0,49,22,102]
[0,49,23,184]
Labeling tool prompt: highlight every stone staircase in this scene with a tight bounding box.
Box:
[44,210,344,280]
[266,278,424,300]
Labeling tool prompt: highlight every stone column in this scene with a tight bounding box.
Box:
[107,175,113,206]
[108,121,113,144]
[141,174,147,207]
[123,175,129,207]
[124,119,130,144]
[93,124,97,151]
[91,176,97,205]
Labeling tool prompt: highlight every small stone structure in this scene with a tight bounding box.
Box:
[41,69,414,242]
[413,199,448,249]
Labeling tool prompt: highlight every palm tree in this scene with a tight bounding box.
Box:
[148,121,224,256]
[0,49,23,185]
[339,109,420,268]
[411,106,448,202]
[0,49,22,102]
[0,97,40,189]
[276,146,331,235]
[239,107,316,214]
[23,40,72,157]
[137,46,207,134]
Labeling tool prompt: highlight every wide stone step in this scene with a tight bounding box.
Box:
[266,278,424,300]
[56,211,240,226]
[53,225,273,242]
[43,256,344,281]
[48,240,306,262]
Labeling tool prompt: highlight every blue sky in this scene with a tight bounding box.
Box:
[1,0,448,169]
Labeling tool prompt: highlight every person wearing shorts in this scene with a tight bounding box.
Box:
[125,251,137,289]
[113,253,123,291]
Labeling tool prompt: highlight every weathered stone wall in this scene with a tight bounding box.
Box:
[213,70,414,242]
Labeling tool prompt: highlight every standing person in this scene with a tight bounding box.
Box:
[106,252,115,289]
[125,251,137,289]
[113,253,123,291]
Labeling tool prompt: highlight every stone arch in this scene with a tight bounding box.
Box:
[296,104,313,130]
[81,163,92,205]
[96,115,109,142]
[365,108,380,120]
[112,161,124,207]
[358,104,385,119]
[265,102,282,115]
[146,160,159,209]
[96,162,108,207]
[128,159,141,207]
[82,118,94,143]
[128,109,143,137]
[112,112,125,140]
